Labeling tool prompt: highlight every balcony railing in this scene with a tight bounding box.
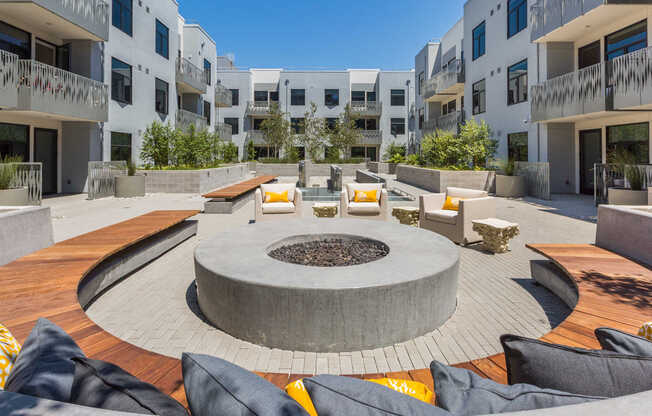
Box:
[359,130,382,145]
[176,109,208,132]
[215,122,233,141]
[215,84,232,108]
[423,59,465,100]
[0,50,18,108]
[422,111,464,134]
[14,59,108,121]
[246,130,267,144]
[176,57,208,94]
[246,101,273,115]
[530,0,604,43]
[350,101,382,116]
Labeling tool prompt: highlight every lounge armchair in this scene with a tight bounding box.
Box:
[419,187,495,245]
[340,183,389,221]
[255,183,303,222]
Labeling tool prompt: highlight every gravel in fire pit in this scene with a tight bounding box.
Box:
[268,237,389,267]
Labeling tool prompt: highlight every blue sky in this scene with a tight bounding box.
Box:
[179,0,465,70]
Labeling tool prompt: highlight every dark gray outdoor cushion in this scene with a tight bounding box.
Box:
[70,357,187,416]
[595,327,652,357]
[5,318,85,402]
[303,374,452,416]
[430,360,604,415]
[501,334,652,398]
[0,391,153,416]
[181,353,308,416]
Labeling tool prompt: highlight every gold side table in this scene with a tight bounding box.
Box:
[313,203,338,218]
[392,207,420,227]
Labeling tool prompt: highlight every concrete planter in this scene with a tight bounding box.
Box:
[115,176,146,198]
[138,164,248,194]
[607,188,649,206]
[0,207,53,266]
[368,162,399,175]
[496,175,527,198]
[597,205,652,267]
[0,187,29,206]
[396,165,496,193]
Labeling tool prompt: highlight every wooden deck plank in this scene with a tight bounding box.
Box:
[202,175,277,199]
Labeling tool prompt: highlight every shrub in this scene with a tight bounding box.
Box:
[383,142,406,161]
[141,122,176,167]
[420,119,496,170]
[221,142,239,164]
[245,140,256,161]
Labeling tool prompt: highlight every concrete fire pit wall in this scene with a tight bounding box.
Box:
[138,164,248,194]
[596,205,652,268]
[396,165,496,193]
[0,207,53,266]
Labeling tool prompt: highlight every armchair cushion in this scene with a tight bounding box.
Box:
[348,202,381,215]
[262,202,296,214]
[346,184,382,202]
[265,190,289,203]
[425,210,458,225]
[447,187,488,199]
[442,196,463,211]
[261,183,296,202]
[353,189,378,203]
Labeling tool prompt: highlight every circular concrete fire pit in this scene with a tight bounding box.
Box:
[194,219,460,352]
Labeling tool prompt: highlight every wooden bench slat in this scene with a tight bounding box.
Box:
[202,175,277,199]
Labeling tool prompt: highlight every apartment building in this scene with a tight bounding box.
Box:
[216,68,415,161]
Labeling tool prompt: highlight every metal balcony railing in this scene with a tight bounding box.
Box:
[422,111,464,134]
[176,109,208,132]
[15,59,108,121]
[215,122,233,141]
[350,101,382,116]
[423,59,465,100]
[359,130,382,145]
[215,84,232,108]
[176,57,208,94]
[530,0,604,42]
[0,50,18,108]
[246,101,273,115]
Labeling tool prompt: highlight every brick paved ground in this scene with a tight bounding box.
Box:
[69,184,597,374]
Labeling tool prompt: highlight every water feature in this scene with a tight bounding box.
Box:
[299,187,413,202]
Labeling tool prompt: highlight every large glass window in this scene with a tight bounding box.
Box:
[203,100,211,125]
[508,59,528,105]
[0,21,30,59]
[291,89,306,106]
[579,41,601,69]
[473,22,486,60]
[155,78,168,115]
[111,132,132,161]
[112,0,132,36]
[291,118,305,134]
[270,91,279,102]
[253,118,265,130]
[391,89,406,106]
[607,122,650,164]
[325,89,339,106]
[508,132,528,162]
[508,0,527,38]
[418,72,424,96]
[230,89,239,106]
[605,20,647,61]
[391,118,406,135]
[472,79,486,115]
[351,91,366,102]
[254,91,268,102]
[224,118,239,135]
[155,20,169,59]
[111,58,132,104]
[367,91,377,102]
[204,59,211,86]
[0,123,29,161]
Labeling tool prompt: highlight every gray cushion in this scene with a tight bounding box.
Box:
[5,318,85,402]
[0,391,152,416]
[70,357,187,416]
[181,353,308,416]
[430,360,604,415]
[303,375,452,415]
[595,327,652,357]
[501,334,652,398]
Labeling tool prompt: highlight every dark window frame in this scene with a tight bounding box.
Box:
[472,21,486,60]
[578,40,601,69]
[0,122,30,161]
[508,132,529,162]
[155,19,169,59]
[111,57,132,105]
[254,91,268,103]
[391,89,406,106]
[203,100,211,125]
[154,78,168,115]
[112,0,133,37]
[204,59,211,86]
[604,19,648,61]
[291,118,305,134]
[224,117,239,135]
[472,79,486,115]
[606,122,650,164]
[0,20,31,59]
[507,0,527,38]
[291,89,306,106]
[390,118,406,136]
[324,89,339,107]
[230,89,239,106]
[507,59,528,106]
[110,132,132,162]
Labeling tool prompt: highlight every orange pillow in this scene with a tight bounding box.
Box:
[354,189,378,203]
[442,196,464,211]
[265,190,289,203]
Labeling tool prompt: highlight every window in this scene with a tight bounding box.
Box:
[391,89,405,106]
[111,132,132,161]
[0,21,30,59]
[291,118,305,134]
[472,22,486,60]
[508,0,527,38]
[367,91,376,102]
[605,20,647,61]
[607,122,650,164]
[443,99,456,115]
[326,118,337,131]
[155,78,168,114]
[203,100,211,125]
[508,132,528,162]
[224,118,239,135]
[351,147,365,158]
[355,119,366,130]
[230,89,239,106]
[112,0,132,36]
[352,91,366,102]
[155,19,169,59]
[366,119,377,130]
[391,118,406,135]
[419,109,424,130]
[472,79,486,115]
[508,59,528,105]
[254,91,268,102]
[579,41,601,69]
[418,72,424,96]
[111,58,132,104]
[325,89,339,106]
[291,89,305,106]
[0,123,29,161]
[270,91,279,102]
[253,118,265,130]
[204,59,211,86]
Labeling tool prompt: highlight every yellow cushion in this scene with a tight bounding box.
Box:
[0,324,21,389]
[366,378,434,404]
[442,196,464,211]
[265,190,289,203]
[354,189,378,203]
[639,322,652,342]
[285,379,317,416]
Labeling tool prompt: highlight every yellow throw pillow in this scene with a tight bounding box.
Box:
[366,378,434,404]
[285,379,317,416]
[0,324,21,389]
[265,190,289,203]
[442,196,464,211]
[354,189,378,203]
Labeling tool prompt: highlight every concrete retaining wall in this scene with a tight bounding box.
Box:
[396,165,496,193]
[368,162,398,175]
[255,163,299,177]
[0,207,53,266]
[254,162,368,178]
[139,164,249,194]
[596,205,652,268]
[356,170,387,185]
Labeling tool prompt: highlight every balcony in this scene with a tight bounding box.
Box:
[350,101,382,116]
[176,57,207,95]
[246,130,267,145]
[215,84,232,108]
[0,0,109,41]
[215,122,232,141]
[530,0,647,43]
[423,59,465,102]
[422,111,464,135]
[0,51,18,109]
[7,59,108,121]
[246,101,273,116]
[176,109,207,132]
[359,130,382,145]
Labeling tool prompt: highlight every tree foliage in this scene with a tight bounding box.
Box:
[421,119,496,169]
[260,103,292,157]
[327,104,362,158]
[298,102,327,161]
[140,121,175,167]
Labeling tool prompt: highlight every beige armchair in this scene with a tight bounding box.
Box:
[255,183,303,222]
[419,187,495,245]
[340,183,389,221]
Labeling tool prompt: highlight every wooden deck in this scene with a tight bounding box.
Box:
[202,175,277,200]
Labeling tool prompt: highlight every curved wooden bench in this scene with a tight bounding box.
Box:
[202,175,277,199]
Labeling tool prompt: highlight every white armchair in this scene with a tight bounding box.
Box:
[419,187,495,245]
[340,183,389,221]
[255,183,303,222]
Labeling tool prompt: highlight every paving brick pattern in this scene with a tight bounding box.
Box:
[80,187,597,374]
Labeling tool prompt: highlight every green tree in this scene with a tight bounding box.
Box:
[245,140,256,161]
[260,103,291,158]
[221,142,239,163]
[327,104,362,159]
[459,119,496,168]
[420,119,496,169]
[170,125,211,167]
[140,121,176,168]
[297,102,326,161]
